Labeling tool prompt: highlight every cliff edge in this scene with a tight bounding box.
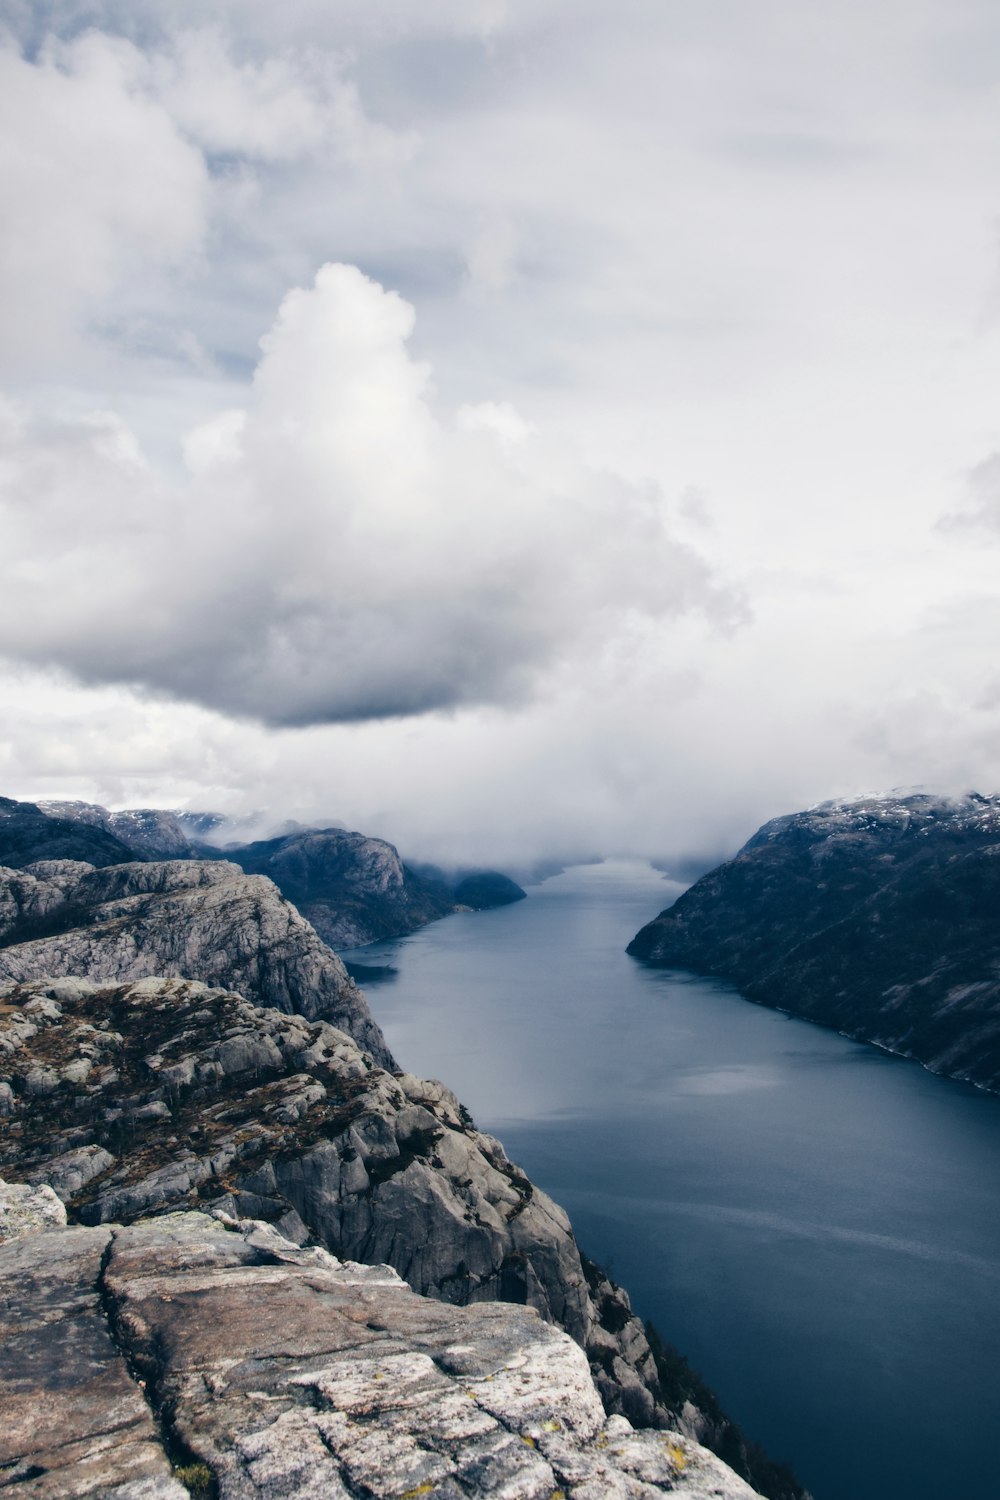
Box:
[0,1180,761,1499]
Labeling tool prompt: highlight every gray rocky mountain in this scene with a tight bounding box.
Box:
[36,798,198,858]
[221,828,525,948]
[0,796,136,869]
[0,975,803,1500]
[0,859,390,1068]
[0,1182,760,1500]
[29,801,527,948]
[223,827,458,948]
[629,791,1000,1092]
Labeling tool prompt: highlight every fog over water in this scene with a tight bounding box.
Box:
[346,862,1000,1500]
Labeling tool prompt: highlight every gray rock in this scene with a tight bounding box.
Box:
[0,1202,760,1499]
[0,978,684,1443]
[0,1179,68,1240]
[0,1214,187,1495]
[0,860,391,1067]
[26,1145,115,1201]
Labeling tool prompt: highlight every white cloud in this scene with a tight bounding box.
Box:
[0,263,735,727]
[4,1,1000,867]
[149,27,415,168]
[0,31,208,367]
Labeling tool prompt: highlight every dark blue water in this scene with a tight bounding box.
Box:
[342,861,1000,1500]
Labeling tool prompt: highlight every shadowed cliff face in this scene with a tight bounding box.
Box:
[629,792,1000,1092]
[0,860,391,1068]
[0,796,137,869]
[0,1186,761,1500]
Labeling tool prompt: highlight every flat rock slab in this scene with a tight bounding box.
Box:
[0,1203,759,1499]
[0,1219,186,1497]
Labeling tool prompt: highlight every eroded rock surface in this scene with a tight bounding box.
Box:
[0,977,692,1444]
[0,862,390,1067]
[0,1195,760,1499]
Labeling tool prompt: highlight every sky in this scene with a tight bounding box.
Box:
[3,0,1000,871]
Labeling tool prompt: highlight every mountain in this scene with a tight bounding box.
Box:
[0,973,805,1499]
[0,796,138,868]
[0,1181,760,1500]
[0,858,390,1068]
[27,801,527,948]
[35,799,198,858]
[629,791,1000,1092]
[222,828,457,948]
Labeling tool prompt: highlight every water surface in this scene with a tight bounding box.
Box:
[343,861,1000,1500]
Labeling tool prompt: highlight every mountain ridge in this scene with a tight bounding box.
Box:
[628,791,1000,1092]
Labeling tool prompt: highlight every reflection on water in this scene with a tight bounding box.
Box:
[342,861,1000,1500]
[672,1063,780,1094]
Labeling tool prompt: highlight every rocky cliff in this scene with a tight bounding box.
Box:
[0,859,390,1068]
[0,975,804,1499]
[222,828,459,949]
[28,801,527,949]
[221,829,526,948]
[0,1181,761,1500]
[629,791,1000,1092]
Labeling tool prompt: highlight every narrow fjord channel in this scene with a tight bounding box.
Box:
[343,861,1000,1500]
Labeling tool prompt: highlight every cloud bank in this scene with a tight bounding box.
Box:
[4,6,1000,868]
[0,264,737,726]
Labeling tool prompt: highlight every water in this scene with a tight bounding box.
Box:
[342,861,1000,1500]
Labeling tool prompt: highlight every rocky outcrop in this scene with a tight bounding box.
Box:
[0,975,805,1493]
[0,796,137,870]
[0,1187,760,1500]
[629,792,1000,1092]
[0,860,390,1067]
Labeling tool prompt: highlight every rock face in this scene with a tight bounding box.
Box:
[0,860,390,1068]
[0,973,807,1500]
[0,1189,760,1500]
[629,791,1000,1092]
[0,796,137,869]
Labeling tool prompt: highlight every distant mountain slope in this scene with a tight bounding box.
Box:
[629,792,1000,1092]
[224,828,457,948]
[0,796,137,869]
[222,831,526,948]
[35,799,197,858]
[26,801,526,948]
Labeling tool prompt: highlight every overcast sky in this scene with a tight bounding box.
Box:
[3,0,1000,869]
